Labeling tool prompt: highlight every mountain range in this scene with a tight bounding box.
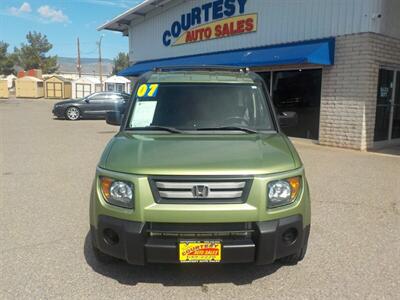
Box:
[57,57,113,75]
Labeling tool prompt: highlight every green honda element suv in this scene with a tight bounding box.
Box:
[90,67,310,266]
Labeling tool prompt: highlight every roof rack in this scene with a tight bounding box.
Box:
[152,65,250,73]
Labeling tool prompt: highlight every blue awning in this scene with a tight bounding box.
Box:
[119,38,335,76]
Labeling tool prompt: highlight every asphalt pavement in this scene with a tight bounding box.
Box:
[0,99,399,299]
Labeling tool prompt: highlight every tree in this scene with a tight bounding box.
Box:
[14,31,58,73]
[112,52,129,75]
[0,41,15,75]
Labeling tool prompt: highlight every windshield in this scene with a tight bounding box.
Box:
[127,83,274,132]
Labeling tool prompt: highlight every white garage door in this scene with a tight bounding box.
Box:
[76,84,91,98]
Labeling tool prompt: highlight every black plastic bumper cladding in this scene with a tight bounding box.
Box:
[91,215,310,265]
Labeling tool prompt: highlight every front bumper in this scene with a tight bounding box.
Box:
[91,214,310,265]
[52,106,65,118]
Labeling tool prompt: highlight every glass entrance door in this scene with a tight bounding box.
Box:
[374,69,400,144]
[374,69,394,142]
[391,72,400,139]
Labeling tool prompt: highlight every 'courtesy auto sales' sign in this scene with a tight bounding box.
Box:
[162,0,257,47]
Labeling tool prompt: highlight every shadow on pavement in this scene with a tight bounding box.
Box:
[370,144,400,156]
[52,117,105,121]
[83,232,281,286]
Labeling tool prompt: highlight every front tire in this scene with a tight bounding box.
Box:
[65,106,80,120]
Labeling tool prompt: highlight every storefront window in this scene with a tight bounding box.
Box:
[271,69,322,140]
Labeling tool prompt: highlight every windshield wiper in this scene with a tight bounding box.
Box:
[126,126,183,133]
[196,126,258,134]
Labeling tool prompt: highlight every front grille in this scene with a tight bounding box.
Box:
[147,222,254,239]
[148,176,253,204]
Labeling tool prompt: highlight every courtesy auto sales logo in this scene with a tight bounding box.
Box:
[181,244,220,256]
[162,0,257,47]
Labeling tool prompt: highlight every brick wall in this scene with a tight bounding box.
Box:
[319,33,400,150]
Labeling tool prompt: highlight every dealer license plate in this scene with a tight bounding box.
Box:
[179,241,221,263]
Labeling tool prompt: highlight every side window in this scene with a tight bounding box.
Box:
[90,93,108,101]
[108,94,123,101]
[87,93,98,100]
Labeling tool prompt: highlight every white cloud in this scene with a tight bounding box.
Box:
[8,2,32,16]
[20,2,32,13]
[37,5,69,23]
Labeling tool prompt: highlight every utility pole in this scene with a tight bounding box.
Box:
[97,35,104,91]
[77,37,81,78]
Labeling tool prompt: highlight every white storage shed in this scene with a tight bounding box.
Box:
[72,77,103,99]
[104,75,131,93]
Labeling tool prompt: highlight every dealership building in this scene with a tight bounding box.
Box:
[100,0,400,150]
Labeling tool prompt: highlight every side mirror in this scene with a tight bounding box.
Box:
[106,111,123,126]
[84,98,90,103]
[278,111,298,128]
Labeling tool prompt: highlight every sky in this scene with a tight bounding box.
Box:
[0,0,145,59]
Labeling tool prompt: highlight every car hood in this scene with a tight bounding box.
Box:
[55,99,83,106]
[100,132,301,176]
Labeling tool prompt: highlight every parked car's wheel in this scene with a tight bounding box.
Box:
[65,106,80,120]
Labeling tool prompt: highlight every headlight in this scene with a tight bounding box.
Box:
[267,177,301,208]
[100,177,134,209]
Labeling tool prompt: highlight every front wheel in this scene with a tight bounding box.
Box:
[65,106,80,120]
